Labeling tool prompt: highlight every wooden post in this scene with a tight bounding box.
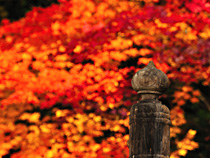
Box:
[129,61,170,158]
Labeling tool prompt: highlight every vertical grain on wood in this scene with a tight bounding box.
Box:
[129,61,170,158]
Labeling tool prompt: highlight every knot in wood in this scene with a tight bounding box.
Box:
[131,61,169,95]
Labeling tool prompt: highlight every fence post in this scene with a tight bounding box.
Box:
[129,61,170,158]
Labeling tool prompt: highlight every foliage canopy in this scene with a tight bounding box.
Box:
[0,0,210,157]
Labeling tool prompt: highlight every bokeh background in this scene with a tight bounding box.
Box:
[0,0,210,158]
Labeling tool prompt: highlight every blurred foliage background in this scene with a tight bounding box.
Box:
[0,0,210,158]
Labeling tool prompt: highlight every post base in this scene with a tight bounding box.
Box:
[129,154,170,158]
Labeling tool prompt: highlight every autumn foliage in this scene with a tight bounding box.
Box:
[0,0,210,157]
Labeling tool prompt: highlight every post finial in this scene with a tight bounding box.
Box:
[147,61,156,68]
[131,61,169,95]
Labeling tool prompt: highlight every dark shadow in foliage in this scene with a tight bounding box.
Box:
[0,0,59,22]
[2,148,21,158]
[180,82,210,158]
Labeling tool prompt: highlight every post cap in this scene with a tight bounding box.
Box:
[131,61,169,95]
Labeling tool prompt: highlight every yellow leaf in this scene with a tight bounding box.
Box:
[46,150,54,158]
[22,53,31,60]
[155,19,168,28]
[108,103,114,109]
[73,45,82,53]
[139,48,152,56]
[103,147,111,153]
[188,129,197,137]
[20,112,40,123]
[138,58,151,65]
[94,116,101,122]
[92,144,100,151]
[51,21,60,31]
[59,45,66,52]
[100,105,107,111]
[178,149,187,156]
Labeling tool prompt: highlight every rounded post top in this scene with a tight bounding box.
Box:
[131,61,169,95]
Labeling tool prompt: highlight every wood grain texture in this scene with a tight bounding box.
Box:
[129,61,170,158]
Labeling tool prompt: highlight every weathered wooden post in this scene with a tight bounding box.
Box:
[129,61,170,158]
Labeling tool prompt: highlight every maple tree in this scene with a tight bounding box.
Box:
[0,0,210,158]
